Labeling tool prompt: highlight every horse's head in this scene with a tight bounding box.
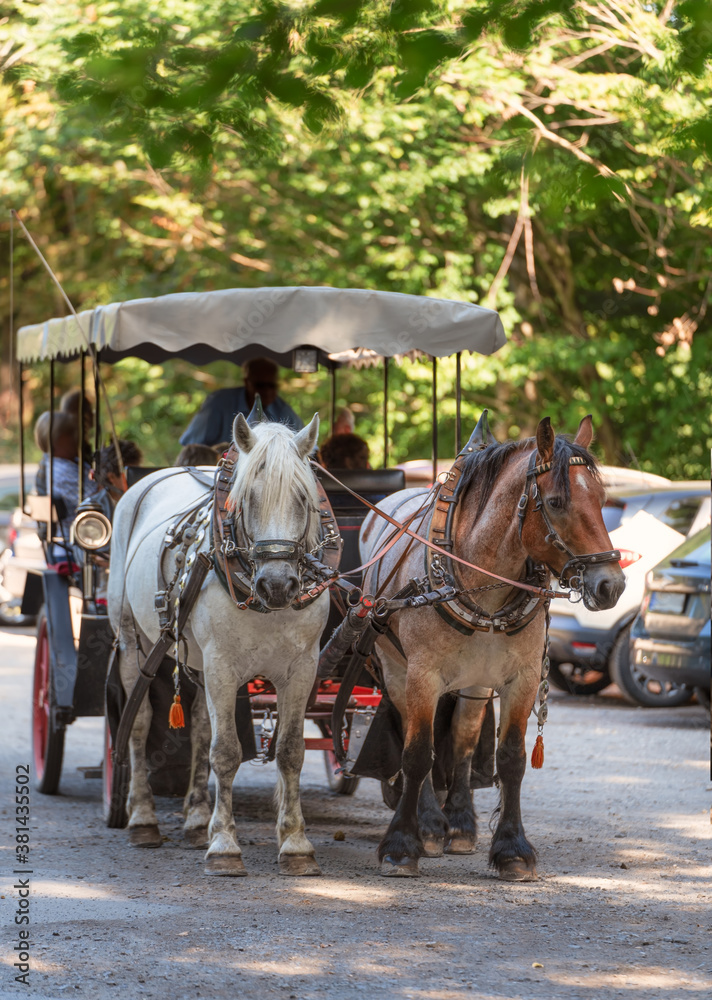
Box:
[230,413,320,610]
[520,416,625,611]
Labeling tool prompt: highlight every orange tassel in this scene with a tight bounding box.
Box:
[169,695,185,729]
[531,734,544,769]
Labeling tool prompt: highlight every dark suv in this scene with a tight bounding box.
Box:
[630,527,710,710]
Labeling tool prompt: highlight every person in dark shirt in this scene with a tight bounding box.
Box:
[179,357,303,446]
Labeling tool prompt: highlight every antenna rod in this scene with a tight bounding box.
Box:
[10,210,124,476]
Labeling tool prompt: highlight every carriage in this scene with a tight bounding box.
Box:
[15,285,506,825]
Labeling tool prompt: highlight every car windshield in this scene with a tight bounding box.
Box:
[659,497,705,535]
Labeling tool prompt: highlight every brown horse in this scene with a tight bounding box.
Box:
[359,415,625,880]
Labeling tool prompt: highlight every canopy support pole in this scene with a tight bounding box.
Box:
[455,351,462,455]
[78,350,85,503]
[432,357,438,484]
[383,357,390,468]
[330,366,336,436]
[18,363,25,512]
[93,350,101,455]
[48,360,55,543]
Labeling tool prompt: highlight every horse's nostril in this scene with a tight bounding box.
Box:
[285,575,299,602]
[255,579,271,604]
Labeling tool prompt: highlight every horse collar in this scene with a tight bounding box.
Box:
[425,454,549,636]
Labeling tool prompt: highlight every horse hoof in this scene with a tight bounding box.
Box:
[446,836,476,855]
[380,856,420,878]
[204,854,247,877]
[422,838,444,858]
[279,855,321,877]
[184,827,209,849]
[499,858,538,882]
[128,825,162,848]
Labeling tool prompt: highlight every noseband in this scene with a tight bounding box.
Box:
[517,451,620,592]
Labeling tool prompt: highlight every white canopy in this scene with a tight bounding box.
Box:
[15,286,506,365]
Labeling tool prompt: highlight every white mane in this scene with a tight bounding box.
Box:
[228,422,320,549]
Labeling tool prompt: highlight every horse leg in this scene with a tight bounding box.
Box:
[274,675,320,877]
[182,683,211,849]
[443,694,490,855]
[203,667,246,877]
[418,773,448,857]
[489,673,538,881]
[118,639,161,848]
[378,667,441,878]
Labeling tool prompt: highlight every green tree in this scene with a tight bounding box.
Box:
[1,2,710,477]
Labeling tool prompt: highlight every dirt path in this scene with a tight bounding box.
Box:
[1,624,710,1000]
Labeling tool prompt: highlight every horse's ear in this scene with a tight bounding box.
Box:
[536,416,555,464]
[460,409,495,455]
[246,393,265,427]
[574,414,594,449]
[233,413,257,454]
[293,413,319,460]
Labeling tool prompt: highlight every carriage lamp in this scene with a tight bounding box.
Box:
[71,508,112,551]
[292,348,319,373]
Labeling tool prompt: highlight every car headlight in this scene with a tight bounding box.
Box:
[72,509,112,551]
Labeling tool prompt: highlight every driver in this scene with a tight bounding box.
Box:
[179,357,303,446]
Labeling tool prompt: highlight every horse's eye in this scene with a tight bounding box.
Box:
[547,496,565,511]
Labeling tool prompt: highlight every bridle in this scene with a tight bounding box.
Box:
[517,451,621,593]
[211,447,342,612]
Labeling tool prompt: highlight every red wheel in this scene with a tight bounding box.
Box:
[103,715,128,828]
[32,610,65,794]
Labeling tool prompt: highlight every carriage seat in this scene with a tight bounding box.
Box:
[314,468,405,514]
[126,466,166,487]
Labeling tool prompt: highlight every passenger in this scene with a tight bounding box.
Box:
[320,433,371,470]
[60,389,94,462]
[75,440,143,569]
[333,407,355,436]
[179,357,303,446]
[33,411,51,496]
[175,443,220,467]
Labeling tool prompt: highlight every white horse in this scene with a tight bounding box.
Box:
[107,414,329,876]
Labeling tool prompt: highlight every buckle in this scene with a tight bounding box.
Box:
[154,591,168,613]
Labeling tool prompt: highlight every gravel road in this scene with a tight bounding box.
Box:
[1,623,710,1000]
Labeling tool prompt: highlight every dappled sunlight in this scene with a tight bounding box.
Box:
[550,966,711,992]
[656,814,712,837]
[602,774,654,786]
[0,955,66,975]
[293,880,396,903]
[30,879,115,900]
[553,873,712,905]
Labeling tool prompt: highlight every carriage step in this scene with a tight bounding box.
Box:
[77,764,102,779]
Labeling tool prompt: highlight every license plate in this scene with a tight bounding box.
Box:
[649,591,687,615]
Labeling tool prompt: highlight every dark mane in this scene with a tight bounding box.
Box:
[460,434,601,520]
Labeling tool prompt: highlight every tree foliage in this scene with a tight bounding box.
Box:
[1,1,710,477]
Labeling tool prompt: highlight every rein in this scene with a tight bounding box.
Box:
[312,462,563,601]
